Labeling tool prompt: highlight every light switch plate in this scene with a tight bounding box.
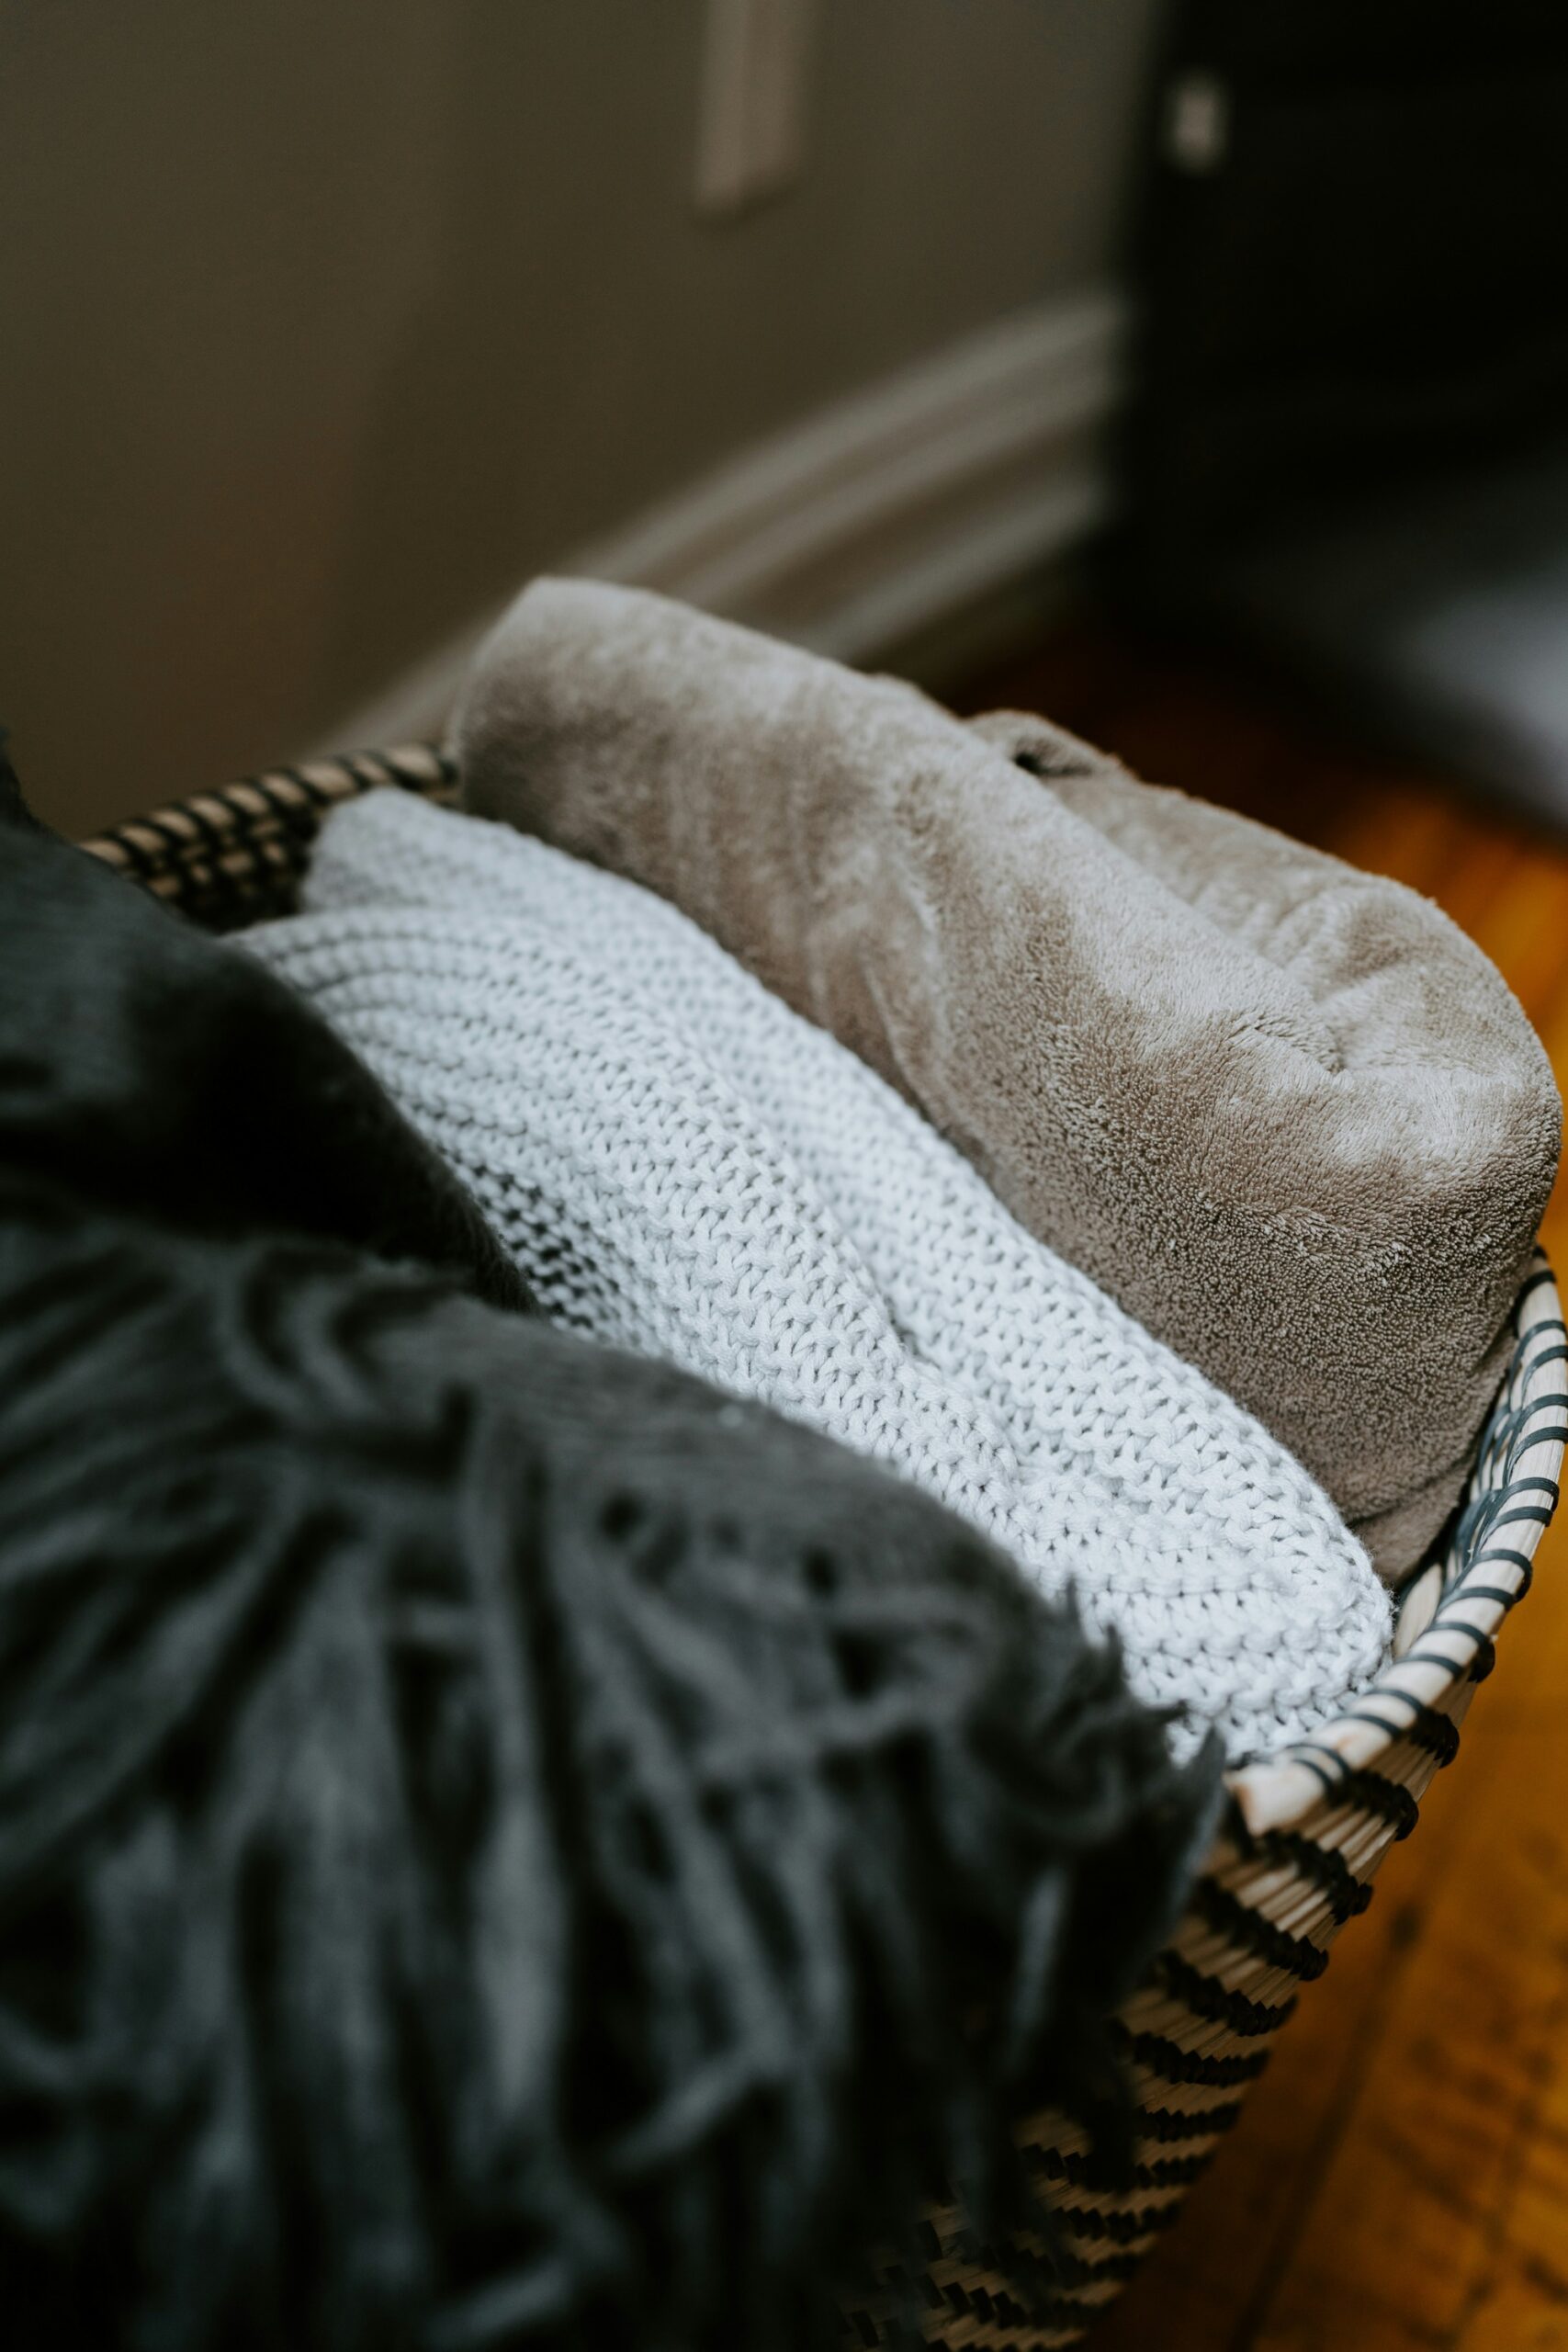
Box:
[694,0,819,216]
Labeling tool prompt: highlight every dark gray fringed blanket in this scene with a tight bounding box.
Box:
[0,748,1222,2352]
[0,740,529,1309]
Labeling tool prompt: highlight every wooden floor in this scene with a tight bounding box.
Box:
[960,627,1568,2352]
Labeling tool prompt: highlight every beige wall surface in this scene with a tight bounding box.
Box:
[1,0,1159,834]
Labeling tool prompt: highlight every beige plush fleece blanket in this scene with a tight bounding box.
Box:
[454,577,1561,1577]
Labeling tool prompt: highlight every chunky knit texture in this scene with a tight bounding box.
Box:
[247,790,1392,1762]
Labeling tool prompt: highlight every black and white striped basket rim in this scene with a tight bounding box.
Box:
[1231,1252,1565,1833]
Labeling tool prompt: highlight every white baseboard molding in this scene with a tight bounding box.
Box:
[317,282,1128,752]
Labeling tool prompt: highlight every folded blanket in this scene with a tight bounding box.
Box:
[0,757,1223,2352]
[246,787,1392,1762]
[453,578,1562,1575]
[0,731,528,1312]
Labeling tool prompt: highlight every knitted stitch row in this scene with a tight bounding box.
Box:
[245,790,1392,1760]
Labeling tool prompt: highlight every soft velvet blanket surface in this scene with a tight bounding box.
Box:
[454,577,1561,1577]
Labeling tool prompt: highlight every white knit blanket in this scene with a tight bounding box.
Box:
[244,790,1392,1760]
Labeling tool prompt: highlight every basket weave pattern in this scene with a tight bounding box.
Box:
[83,753,1568,2349]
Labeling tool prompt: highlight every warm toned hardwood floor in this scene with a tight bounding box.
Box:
[960,626,1568,2352]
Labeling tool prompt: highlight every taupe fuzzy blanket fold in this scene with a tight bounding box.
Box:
[455,578,1561,1577]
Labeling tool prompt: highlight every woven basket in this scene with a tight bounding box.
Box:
[84,749,1568,2349]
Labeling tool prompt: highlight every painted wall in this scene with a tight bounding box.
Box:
[1,0,1160,832]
